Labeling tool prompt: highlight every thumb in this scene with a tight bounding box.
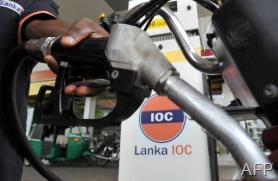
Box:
[61,36,76,47]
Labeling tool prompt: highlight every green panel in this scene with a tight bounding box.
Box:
[66,134,87,160]
[29,139,42,158]
[46,144,63,160]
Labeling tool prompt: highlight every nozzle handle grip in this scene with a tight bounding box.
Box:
[50,37,109,67]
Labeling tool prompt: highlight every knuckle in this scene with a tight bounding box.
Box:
[79,17,94,25]
[67,25,81,36]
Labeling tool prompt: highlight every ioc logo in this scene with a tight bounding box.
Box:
[139,95,186,143]
[150,112,174,122]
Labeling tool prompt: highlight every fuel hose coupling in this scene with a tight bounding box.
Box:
[106,24,179,94]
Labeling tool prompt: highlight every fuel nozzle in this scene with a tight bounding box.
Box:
[25,28,151,128]
[25,36,109,68]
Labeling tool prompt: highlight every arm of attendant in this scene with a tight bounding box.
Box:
[19,1,109,96]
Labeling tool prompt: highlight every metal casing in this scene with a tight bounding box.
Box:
[212,0,278,106]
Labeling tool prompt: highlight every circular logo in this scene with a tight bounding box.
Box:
[139,95,186,143]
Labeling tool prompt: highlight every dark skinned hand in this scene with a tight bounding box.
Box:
[43,18,109,96]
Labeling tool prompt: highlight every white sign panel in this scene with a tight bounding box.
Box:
[119,1,211,181]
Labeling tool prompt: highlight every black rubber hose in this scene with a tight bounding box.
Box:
[123,0,169,25]
[2,44,62,181]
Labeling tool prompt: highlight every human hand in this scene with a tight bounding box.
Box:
[44,17,109,96]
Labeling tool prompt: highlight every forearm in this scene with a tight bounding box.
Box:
[24,19,71,40]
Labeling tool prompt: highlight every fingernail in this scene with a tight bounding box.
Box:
[91,32,104,38]
[63,36,75,45]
